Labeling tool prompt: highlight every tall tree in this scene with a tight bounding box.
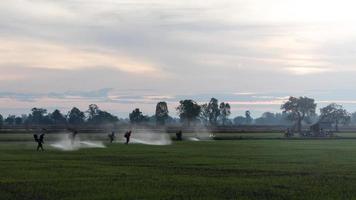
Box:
[233,116,246,125]
[15,116,22,125]
[200,103,210,125]
[27,108,50,125]
[51,109,67,125]
[129,108,148,124]
[207,98,220,126]
[245,111,253,125]
[320,103,351,131]
[86,104,118,124]
[92,110,119,124]
[176,100,201,126]
[0,114,3,128]
[5,115,16,125]
[67,107,85,125]
[219,102,231,126]
[255,112,278,125]
[155,102,169,126]
[281,96,317,133]
[87,104,100,121]
[352,112,356,125]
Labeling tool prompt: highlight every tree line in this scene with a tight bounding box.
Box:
[0,96,356,131]
[0,104,118,127]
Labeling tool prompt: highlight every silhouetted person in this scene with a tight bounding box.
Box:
[34,129,46,151]
[285,128,291,137]
[124,131,132,144]
[176,130,183,141]
[68,129,78,145]
[108,131,115,143]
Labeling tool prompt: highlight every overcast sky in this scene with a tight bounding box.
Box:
[1,0,356,118]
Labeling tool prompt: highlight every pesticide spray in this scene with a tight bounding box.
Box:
[50,133,106,151]
[186,125,215,141]
[117,128,172,146]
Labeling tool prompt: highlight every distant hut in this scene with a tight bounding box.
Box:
[310,122,333,136]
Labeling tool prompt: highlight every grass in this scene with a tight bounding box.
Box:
[2,135,356,199]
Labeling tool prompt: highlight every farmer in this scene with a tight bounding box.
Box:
[124,130,132,144]
[68,129,78,145]
[285,128,291,137]
[108,131,116,143]
[33,129,46,151]
[176,130,183,141]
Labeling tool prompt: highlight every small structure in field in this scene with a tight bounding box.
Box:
[309,122,333,137]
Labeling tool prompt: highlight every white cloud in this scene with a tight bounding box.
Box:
[286,67,333,75]
[0,38,162,75]
[1,0,356,115]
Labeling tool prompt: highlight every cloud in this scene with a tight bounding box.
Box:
[286,67,333,75]
[1,0,356,116]
[0,74,26,81]
[0,37,162,75]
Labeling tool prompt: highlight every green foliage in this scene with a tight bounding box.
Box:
[86,104,119,124]
[155,102,169,126]
[219,102,231,125]
[4,115,16,125]
[50,109,67,125]
[208,98,220,125]
[352,112,356,124]
[129,108,148,124]
[92,110,119,124]
[254,112,290,125]
[67,107,85,125]
[245,111,253,124]
[200,103,210,125]
[233,111,254,125]
[26,108,51,125]
[281,96,317,133]
[200,98,221,126]
[87,104,100,121]
[320,103,351,131]
[176,100,201,126]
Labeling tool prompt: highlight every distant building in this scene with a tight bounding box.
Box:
[310,122,333,133]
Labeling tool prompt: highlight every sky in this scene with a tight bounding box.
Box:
[1,0,356,118]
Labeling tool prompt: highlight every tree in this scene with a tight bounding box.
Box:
[281,96,317,133]
[86,104,119,124]
[176,100,201,126]
[87,104,100,121]
[207,98,220,126]
[50,109,67,125]
[245,111,253,125]
[320,103,351,131]
[93,110,119,124]
[200,103,210,125]
[155,102,169,126]
[352,112,356,125]
[5,115,16,125]
[233,111,253,125]
[233,116,247,125]
[255,112,279,125]
[219,102,231,126]
[27,108,50,125]
[0,114,3,128]
[15,116,23,125]
[67,107,85,125]
[129,108,148,124]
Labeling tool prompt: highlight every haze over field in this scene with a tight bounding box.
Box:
[1,0,356,117]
